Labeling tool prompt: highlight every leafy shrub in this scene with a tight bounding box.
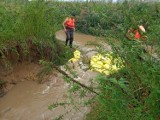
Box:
[74,1,160,120]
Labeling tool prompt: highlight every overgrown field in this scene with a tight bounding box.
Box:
[0,0,160,120]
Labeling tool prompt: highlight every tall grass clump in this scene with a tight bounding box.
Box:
[0,1,73,69]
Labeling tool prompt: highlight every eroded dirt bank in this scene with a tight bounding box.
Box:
[0,30,111,120]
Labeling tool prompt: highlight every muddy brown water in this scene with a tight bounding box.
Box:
[0,30,111,120]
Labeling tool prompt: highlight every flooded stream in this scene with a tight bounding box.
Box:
[0,30,111,120]
[0,73,89,120]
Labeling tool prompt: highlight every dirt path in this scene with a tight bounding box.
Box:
[55,30,111,51]
[0,30,111,120]
[56,30,100,45]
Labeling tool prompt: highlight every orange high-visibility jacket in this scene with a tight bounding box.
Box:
[65,18,75,29]
[134,30,141,39]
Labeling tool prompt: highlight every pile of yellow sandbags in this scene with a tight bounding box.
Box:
[68,50,124,76]
[68,50,81,62]
[90,52,124,75]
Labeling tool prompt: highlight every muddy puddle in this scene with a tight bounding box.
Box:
[0,30,111,120]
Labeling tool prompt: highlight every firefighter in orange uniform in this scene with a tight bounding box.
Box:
[126,25,146,40]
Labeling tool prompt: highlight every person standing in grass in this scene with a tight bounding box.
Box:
[63,13,75,48]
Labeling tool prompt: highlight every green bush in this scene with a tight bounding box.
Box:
[74,1,160,120]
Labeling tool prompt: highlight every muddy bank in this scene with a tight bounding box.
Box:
[0,30,111,120]
[0,62,41,96]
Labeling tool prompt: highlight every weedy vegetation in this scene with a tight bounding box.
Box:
[0,0,160,119]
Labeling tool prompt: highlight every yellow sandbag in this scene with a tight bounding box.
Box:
[91,54,101,61]
[102,59,111,64]
[69,58,78,62]
[74,52,80,57]
[91,55,100,61]
[74,50,81,59]
[96,61,103,66]
[90,60,95,65]
[90,52,124,75]
[105,53,113,59]
[111,65,119,71]
[74,54,80,59]
[101,56,106,60]
[91,57,98,62]
[103,64,110,69]
[96,54,103,60]
[74,50,81,55]
[103,70,110,75]
[91,64,102,69]
[74,50,80,54]
[91,60,103,69]
[90,61,97,66]
[68,50,81,62]
[94,68,103,73]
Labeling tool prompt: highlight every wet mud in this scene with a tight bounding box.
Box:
[0,30,111,120]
